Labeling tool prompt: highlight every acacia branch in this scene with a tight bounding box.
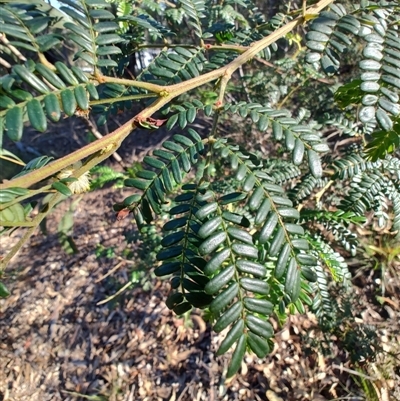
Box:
[0,0,334,191]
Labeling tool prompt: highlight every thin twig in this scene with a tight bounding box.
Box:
[85,117,123,164]
[238,65,252,103]
[96,281,131,305]
[89,93,158,106]
[95,261,124,283]
[176,380,192,401]
[254,56,334,85]
[277,80,307,109]
[314,180,334,204]
[332,364,377,381]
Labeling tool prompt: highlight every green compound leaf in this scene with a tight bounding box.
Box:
[231,243,258,258]
[199,231,227,255]
[5,107,23,141]
[196,202,218,220]
[165,292,184,309]
[246,314,274,338]
[27,99,47,132]
[74,86,89,110]
[173,302,192,315]
[213,301,242,333]
[269,226,285,257]
[255,199,271,225]
[301,266,317,282]
[35,63,66,89]
[285,258,301,302]
[240,277,270,295]
[52,181,72,196]
[156,245,183,261]
[198,216,223,239]
[217,319,244,355]
[222,211,250,227]
[236,260,266,277]
[243,298,273,315]
[60,89,77,116]
[44,93,61,122]
[204,248,231,275]
[160,231,185,247]
[205,264,235,295]
[226,334,246,378]
[247,332,270,358]
[258,213,279,244]
[227,227,253,244]
[308,149,323,178]
[155,261,181,276]
[13,65,50,94]
[209,282,239,314]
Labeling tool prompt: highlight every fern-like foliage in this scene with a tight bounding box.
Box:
[301,209,364,256]
[0,60,98,139]
[306,3,361,74]
[332,152,383,180]
[341,172,388,220]
[289,173,328,203]
[307,234,351,327]
[1,0,400,381]
[90,165,125,189]
[179,0,206,39]
[306,2,400,158]
[222,102,329,177]
[0,3,63,55]
[263,159,302,184]
[325,114,365,137]
[60,0,124,68]
[119,132,323,375]
[140,46,207,85]
[122,129,204,220]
